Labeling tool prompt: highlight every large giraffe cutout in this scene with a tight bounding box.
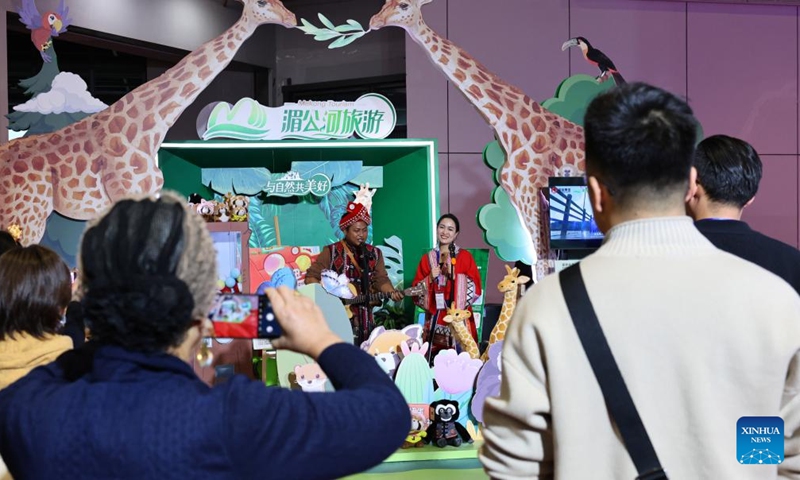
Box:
[371,0,586,279]
[483,265,529,361]
[0,0,296,244]
[442,302,480,360]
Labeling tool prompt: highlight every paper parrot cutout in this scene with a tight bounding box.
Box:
[18,0,72,63]
[562,37,625,85]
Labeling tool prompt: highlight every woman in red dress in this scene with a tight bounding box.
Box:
[412,214,481,360]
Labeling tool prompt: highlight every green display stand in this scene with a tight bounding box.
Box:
[346,443,487,479]
[159,139,439,291]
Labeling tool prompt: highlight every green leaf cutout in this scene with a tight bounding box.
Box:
[317,13,337,31]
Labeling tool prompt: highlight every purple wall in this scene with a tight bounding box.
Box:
[406,0,800,303]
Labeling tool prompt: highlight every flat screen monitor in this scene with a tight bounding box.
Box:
[548,177,604,249]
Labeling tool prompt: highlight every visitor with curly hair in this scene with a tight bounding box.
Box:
[0,192,409,479]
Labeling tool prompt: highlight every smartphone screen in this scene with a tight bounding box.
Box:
[208,293,282,339]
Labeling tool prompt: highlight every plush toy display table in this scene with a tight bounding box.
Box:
[347,443,487,479]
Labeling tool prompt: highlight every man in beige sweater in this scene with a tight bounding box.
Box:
[480,83,800,479]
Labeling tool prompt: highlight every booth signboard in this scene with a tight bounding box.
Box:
[197,93,397,141]
[265,171,332,198]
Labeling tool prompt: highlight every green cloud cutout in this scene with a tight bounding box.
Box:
[477,186,535,264]
[541,74,616,126]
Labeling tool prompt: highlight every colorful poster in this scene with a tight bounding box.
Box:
[249,246,321,294]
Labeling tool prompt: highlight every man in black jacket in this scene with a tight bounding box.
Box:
[687,134,800,295]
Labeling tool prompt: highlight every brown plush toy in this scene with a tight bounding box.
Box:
[227,195,249,222]
[214,201,231,223]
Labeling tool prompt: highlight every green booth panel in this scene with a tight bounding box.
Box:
[159,139,439,292]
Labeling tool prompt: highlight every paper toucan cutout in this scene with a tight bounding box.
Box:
[562,37,626,85]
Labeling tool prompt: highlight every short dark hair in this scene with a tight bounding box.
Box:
[584,82,698,205]
[79,194,217,353]
[694,135,762,208]
[0,231,20,257]
[0,245,71,341]
[437,214,460,232]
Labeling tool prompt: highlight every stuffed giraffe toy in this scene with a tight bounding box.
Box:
[0,0,297,245]
[481,265,530,361]
[370,0,586,280]
[442,302,480,360]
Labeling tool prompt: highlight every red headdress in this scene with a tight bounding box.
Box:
[339,202,371,230]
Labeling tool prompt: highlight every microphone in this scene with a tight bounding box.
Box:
[448,244,456,278]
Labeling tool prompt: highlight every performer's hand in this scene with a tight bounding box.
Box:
[431,264,441,279]
[266,286,343,359]
[391,290,404,302]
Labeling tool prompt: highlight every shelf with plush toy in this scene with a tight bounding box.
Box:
[187,194,255,386]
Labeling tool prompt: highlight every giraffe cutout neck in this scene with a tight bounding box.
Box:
[371,2,586,280]
[0,0,296,244]
[482,265,530,362]
[443,303,480,360]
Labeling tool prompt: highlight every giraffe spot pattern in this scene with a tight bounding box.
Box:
[506,116,518,131]
[532,116,547,133]
[75,157,87,174]
[453,69,466,82]
[532,134,548,153]
[198,66,213,81]
[108,137,126,156]
[511,172,523,188]
[486,90,502,105]
[90,158,103,175]
[158,103,179,120]
[521,122,532,141]
[511,134,522,153]
[143,114,157,131]
[108,117,126,134]
[515,151,530,170]
[181,83,198,99]
[126,124,138,143]
[131,155,147,175]
[160,87,179,104]
[138,138,151,156]
[467,85,484,100]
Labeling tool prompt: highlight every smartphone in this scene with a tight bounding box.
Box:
[208,293,282,339]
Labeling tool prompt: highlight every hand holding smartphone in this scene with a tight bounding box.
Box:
[208,293,283,339]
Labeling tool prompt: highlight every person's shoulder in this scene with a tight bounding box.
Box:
[750,229,800,259]
[710,247,800,305]
[512,273,565,324]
